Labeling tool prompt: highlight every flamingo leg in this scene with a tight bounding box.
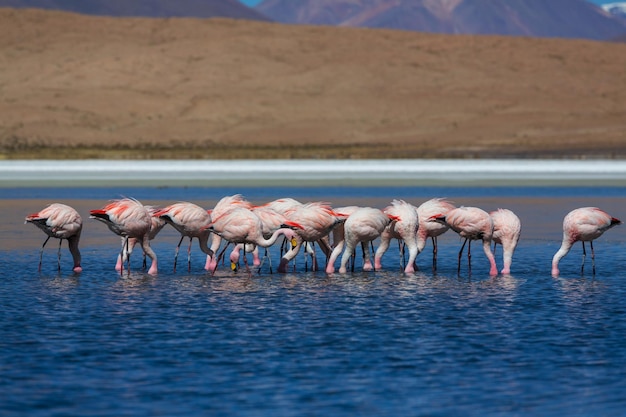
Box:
[400,241,406,271]
[120,236,130,275]
[304,243,309,272]
[458,238,468,275]
[363,241,375,271]
[125,236,132,275]
[213,241,231,276]
[256,247,271,274]
[142,242,147,270]
[432,236,438,272]
[349,244,357,272]
[581,241,587,275]
[344,245,352,273]
[57,239,63,272]
[362,241,369,271]
[243,244,250,274]
[312,242,320,271]
[187,237,193,272]
[38,236,52,272]
[590,240,596,275]
[359,241,369,271]
[173,235,184,273]
[310,241,319,271]
[280,237,287,258]
[304,241,318,272]
[351,248,357,272]
[57,238,63,272]
[467,240,472,274]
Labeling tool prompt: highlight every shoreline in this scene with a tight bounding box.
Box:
[2,159,626,187]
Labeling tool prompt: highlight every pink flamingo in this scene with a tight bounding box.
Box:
[551,207,621,277]
[490,208,521,275]
[230,204,295,272]
[153,202,214,272]
[431,206,498,276]
[207,206,303,272]
[278,202,347,273]
[90,198,158,275]
[25,203,83,273]
[325,206,361,273]
[416,198,456,270]
[335,207,395,274]
[115,205,165,271]
[374,200,420,273]
[259,197,312,259]
[205,194,253,271]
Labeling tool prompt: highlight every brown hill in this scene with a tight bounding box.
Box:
[1,8,625,159]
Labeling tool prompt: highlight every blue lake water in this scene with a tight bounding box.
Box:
[2,184,626,416]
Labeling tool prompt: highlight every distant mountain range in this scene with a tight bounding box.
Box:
[0,0,269,20]
[256,0,626,41]
[1,0,625,40]
[603,2,626,18]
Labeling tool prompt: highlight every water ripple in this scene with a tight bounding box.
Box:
[3,190,626,416]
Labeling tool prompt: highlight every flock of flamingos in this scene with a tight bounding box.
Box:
[24,194,622,278]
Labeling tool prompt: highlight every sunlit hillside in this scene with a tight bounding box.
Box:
[1,9,625,159]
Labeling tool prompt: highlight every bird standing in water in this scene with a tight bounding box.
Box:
[551,207,621,277]
[490,208,521,275]
[154,202,213,272]
[337,207,395,274]
[431,206,498,276]
[416,198,456,271]
[25,203,83,273]
[116,205,165,272]
[373,200,419,273]
[207,206,302,273]
[90,198,158,275]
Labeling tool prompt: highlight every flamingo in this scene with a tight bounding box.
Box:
[90,198,158,275]
[115,205,165,271]
[153,202,215,272]
[416,198,456,270]
[551,207,621,277]
[259,197,316,262]
[334,207,395,274]
[207,206,302,272]
[205,194,253,271]
[431,206,498,276]
[25,203,83,273]
[278,202,347,273]
[229,204,295,272]
[490,208,521,275]
[373,200,420,273]
[325,206,360,273]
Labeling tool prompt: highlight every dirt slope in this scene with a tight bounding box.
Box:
[1,8,625,159]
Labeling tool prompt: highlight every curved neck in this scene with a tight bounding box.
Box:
[257,228,292,248]
[67,235,82,269]
[198,231,214,256]
[552,239,573,268]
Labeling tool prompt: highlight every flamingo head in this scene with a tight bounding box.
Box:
[428,213,447,224]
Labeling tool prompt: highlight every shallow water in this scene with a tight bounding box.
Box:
[3,186,626,416]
